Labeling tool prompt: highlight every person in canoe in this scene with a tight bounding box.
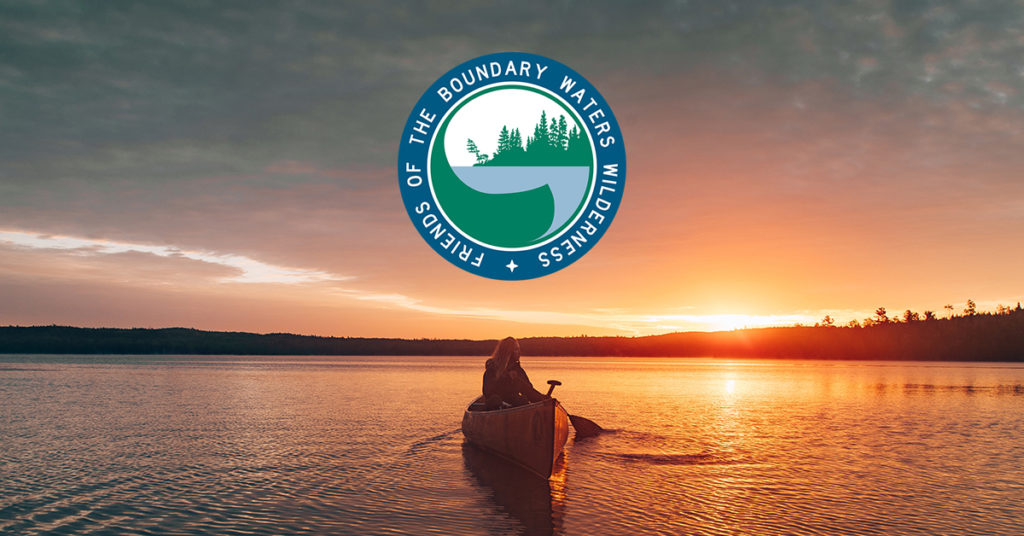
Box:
[482,337,548,410]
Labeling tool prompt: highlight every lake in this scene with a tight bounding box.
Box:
[1,355,1022,535]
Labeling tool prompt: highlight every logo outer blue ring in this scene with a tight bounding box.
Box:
[398,52,625,280]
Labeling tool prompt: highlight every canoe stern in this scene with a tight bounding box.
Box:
[462,397,569,479]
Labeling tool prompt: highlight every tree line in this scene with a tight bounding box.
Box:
[815,299,1021,327]
[2,301,1022,361]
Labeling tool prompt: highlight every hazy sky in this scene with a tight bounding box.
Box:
[2,1,1022,338]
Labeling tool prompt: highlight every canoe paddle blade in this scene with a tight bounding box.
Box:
[568,414,602,440]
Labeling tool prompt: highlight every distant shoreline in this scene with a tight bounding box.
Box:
[2,313,1022,361]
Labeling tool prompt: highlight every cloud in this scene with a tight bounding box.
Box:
[0,229,344,285]
[4,1,1022,179]
[3,224,1019,336]
[5,1,1023,192]
[0,226,823,334]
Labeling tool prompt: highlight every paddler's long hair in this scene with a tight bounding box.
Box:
[485,337,520,378]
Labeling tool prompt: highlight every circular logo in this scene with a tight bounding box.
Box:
[398,52,625,280]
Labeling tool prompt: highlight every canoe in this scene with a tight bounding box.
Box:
[461,396,570,479]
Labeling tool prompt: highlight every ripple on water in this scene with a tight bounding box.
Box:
[2,356,1023,535]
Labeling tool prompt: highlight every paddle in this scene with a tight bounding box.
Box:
[568,414,603,439]
[546,380,603,439]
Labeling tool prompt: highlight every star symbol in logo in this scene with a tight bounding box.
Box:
[505,259,518,273]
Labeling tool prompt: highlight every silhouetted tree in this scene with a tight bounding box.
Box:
[923,311,936,321]
[903,310,920,323]
[964,299,977,316]
[875,307,889,324]
[820,315,835,327]
[944,304,954,319]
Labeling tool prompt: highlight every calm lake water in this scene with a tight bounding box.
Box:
[2,355,1022,535]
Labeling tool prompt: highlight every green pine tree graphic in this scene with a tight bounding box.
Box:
[467,112,590,166]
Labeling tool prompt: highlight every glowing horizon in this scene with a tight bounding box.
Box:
[3,227,1017,339]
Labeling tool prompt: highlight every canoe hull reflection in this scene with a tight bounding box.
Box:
[461,397,570,479]
[462,443,566,534]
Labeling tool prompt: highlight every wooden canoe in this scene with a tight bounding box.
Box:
[461,396,570,479]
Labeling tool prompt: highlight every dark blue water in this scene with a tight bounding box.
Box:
[2,356,1022,535]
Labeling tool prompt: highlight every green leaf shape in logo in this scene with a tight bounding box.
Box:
[431,132,555,248]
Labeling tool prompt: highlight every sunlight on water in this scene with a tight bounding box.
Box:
[1,356,1022,535]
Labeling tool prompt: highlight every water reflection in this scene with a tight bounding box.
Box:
[4,356,1024,535]
[462,443,566,536]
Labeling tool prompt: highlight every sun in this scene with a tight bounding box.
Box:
[702,314,763,332]
[697,313,819,332]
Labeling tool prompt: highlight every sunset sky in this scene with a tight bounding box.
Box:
[2,1,1022,338]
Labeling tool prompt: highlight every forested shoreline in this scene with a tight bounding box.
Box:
[2,306,1022,360]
